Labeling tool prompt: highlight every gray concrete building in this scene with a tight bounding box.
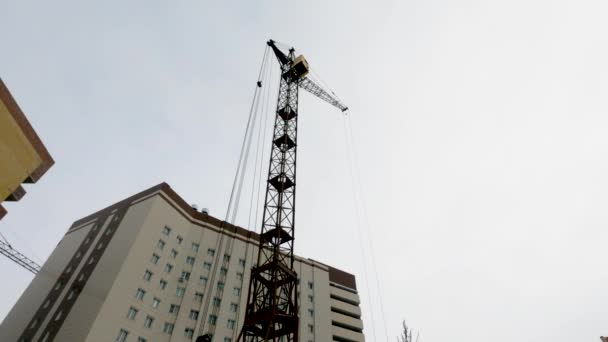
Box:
[0,183,365,342]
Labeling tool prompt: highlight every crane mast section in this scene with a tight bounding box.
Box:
[240,43,300,342]
[240,39,347,342]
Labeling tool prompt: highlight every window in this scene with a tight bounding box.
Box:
[220,267,228,275]
[208,315,217,325]
[55,281,63,291]
[78,273,85,282]
[194,292,204,302]
[236,272,243,281]
[67,288,76,300]
[180,271,191,281]
[143,315,154,328]
[163,322,174,334]
[239,258,246,267]
[203,262,212,270]
[157,239,165,250]
[170,249,178,258]
[116,329,128,342]
[207,248,215,256]
[184,328,194,338]
[191,243,199,252]
[143,270,153,281]
[308,308,314,317]
[152,297,161,309]
[96,242,104,250]
[151,254,160,264]
[127,307,138,320]
[233,287,241,296]
[176,235,183,244]
[169,304,180,314]
[200,276,208,286]
[225,338,232,342]
[186,256,195,265]
[105,227,114,235]
[223,254,230,262]
[137,338,147,342]
[75,251,82,259]
[227,319,236,330]
[43,300,50,308]
[160,279,167,290]
[230,303,238,312]
[164,264,173,273]
[189,310,199,320]
[162,226,171,236]
[135,288,146,301]
[217,281,224,290]
[176,287,185,297]
[308,324,314,333]
[54,310,63,321]
[308,281,314,290]
[308,295,314,303]
[213,297,221,307]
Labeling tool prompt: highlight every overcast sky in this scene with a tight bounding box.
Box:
[1,1,608,341]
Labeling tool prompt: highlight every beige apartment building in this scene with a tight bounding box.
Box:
[0,183,365,342]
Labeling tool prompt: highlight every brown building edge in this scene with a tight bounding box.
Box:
[0,78,54,220]
[69,182,358,290]
[0,78,54,184]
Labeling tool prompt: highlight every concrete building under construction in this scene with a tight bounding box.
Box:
[0,183,365,342]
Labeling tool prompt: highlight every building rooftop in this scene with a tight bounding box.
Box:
[69,182,357,290]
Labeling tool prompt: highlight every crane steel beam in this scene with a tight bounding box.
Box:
[0,240,40,274]
[299,77,348,112]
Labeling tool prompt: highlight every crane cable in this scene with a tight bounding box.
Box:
[196,45,270,337]
[232,50,274,340]
[343,115,390,342]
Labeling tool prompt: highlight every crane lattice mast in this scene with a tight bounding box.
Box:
[238,40,347,342]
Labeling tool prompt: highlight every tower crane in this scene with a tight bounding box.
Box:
[0,234,41,274]
[236,40,347,342]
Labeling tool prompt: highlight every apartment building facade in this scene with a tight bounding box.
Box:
[0,183,364,342]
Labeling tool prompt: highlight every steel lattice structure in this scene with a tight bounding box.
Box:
[0,239,40,274]
[238,40,347,342]
[239,41,300,342]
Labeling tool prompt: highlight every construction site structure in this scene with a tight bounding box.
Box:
[0,183,365,342]
[237,39,348,342]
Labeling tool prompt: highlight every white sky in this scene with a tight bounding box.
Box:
[1,1,608,341]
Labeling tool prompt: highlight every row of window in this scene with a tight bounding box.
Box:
[116,328,234,342]
[156,237,246,267]
[118,313,238,341]
[135,286,240,303]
